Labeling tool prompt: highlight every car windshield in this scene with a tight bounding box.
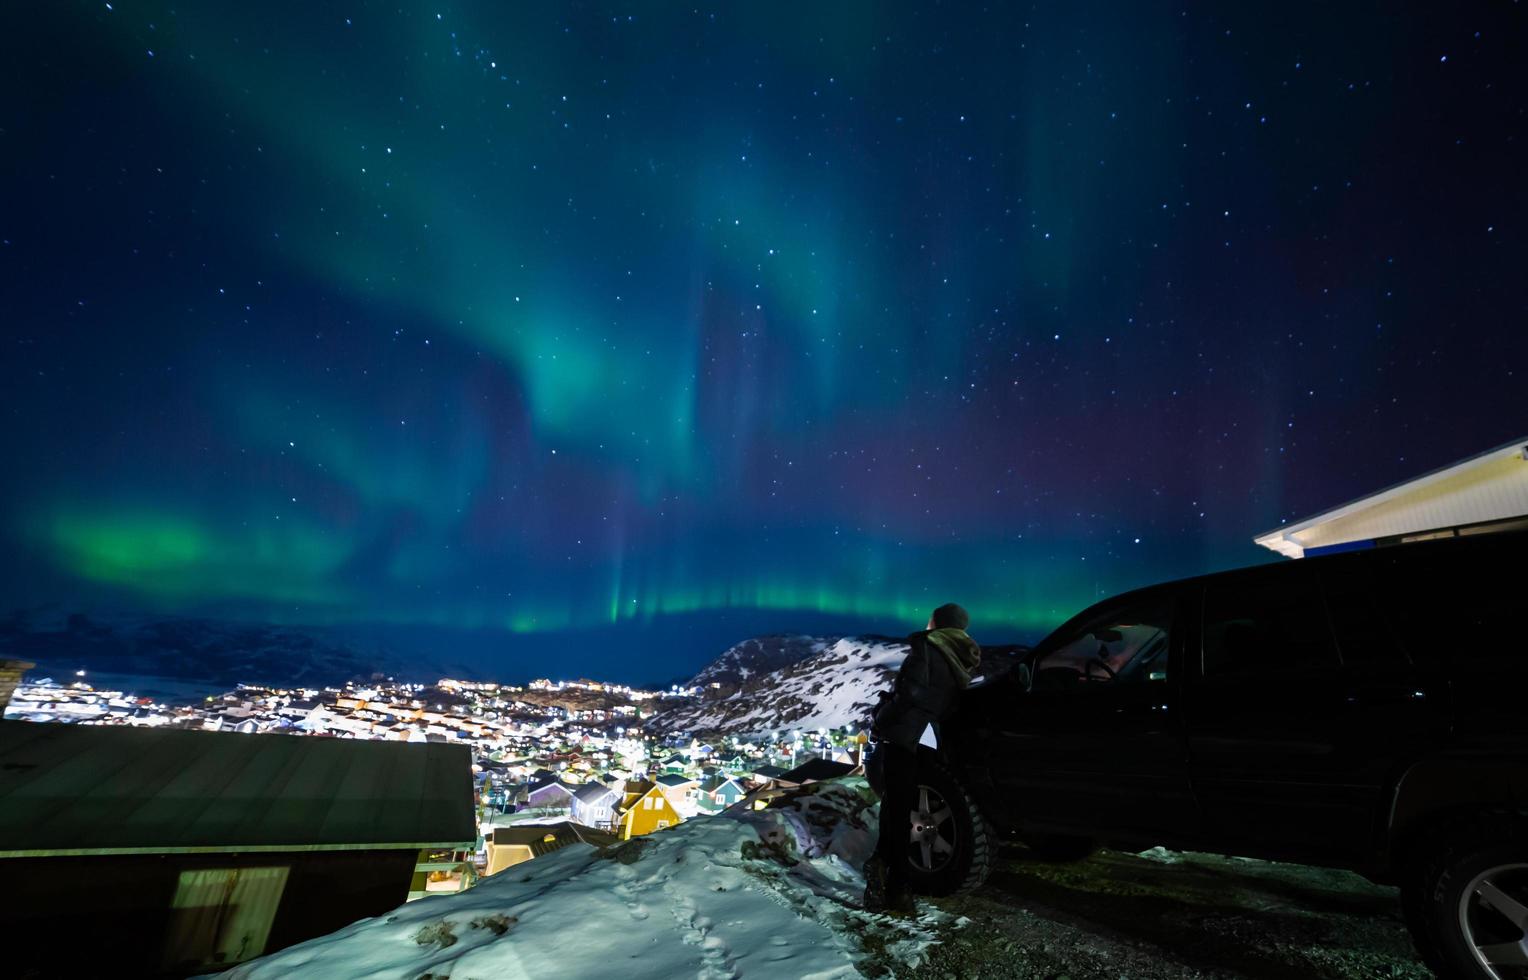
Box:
[1038,619,1169,683]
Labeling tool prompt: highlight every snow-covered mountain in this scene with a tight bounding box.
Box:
[686,633,846,696]
[647,635,911,738]
[649,634,1031,739]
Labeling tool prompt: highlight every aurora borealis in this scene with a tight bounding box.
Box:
[3,3,1525,680]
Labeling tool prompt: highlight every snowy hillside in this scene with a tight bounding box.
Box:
[221,782,947,980]
[686,633,832,696]
[219,784,1435,980]
[647,636,911,738]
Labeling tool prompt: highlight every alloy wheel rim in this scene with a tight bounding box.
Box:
[908,784,957,873]
[1459,863,1528,978]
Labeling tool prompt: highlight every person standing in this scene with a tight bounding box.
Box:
[863,602,981,914]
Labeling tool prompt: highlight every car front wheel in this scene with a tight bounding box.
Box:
[903,758,995,896]
[1406,813,1528,980]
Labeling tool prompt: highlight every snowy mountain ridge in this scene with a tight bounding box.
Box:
[687,633,838,692]
[647,635,911,738]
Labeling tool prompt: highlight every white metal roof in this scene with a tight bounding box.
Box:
[1254,437,1528,558]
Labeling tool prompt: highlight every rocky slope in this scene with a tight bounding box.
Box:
[645,635,910,738]
[647,633,1032,739]
[685,633,835,698]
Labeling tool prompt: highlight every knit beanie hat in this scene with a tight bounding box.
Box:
[931,602,970,631]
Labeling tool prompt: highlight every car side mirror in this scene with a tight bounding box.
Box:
[1013,663,1033,693]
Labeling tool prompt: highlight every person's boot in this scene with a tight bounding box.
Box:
[884,880,918,917]
[861,854,890,912]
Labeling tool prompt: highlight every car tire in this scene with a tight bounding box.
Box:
[1405,812,1528,980]
[1400,867,1447,978]
[1022,833,1099,863]
[904,757,995,896]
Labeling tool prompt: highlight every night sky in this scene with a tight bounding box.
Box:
[2,3,1525,681]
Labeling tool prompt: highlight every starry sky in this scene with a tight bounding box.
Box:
[2,2,1525,682]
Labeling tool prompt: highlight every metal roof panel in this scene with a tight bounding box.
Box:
[0,721,475,855]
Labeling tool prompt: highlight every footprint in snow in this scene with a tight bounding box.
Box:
[664,881,738,979]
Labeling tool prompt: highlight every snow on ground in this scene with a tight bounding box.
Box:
[218,775,1429,980]
[480,809,574,829]
[222,780,948,980]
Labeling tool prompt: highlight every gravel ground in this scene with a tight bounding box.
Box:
[894,845,1432,980]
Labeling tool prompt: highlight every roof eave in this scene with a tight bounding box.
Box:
[1253,435,1528,554]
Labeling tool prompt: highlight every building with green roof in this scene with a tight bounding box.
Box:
[0,720,475,976]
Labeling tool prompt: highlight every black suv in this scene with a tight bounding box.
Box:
[904,530,1527,980]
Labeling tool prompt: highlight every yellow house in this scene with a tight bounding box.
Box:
[484,822,618,876]
[619,778,653,810]
[617,784,683,840]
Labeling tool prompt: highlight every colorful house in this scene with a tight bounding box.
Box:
[696,775,747,814]
[484,822,618,876]
[655,772,701,816]
[616,783,683,840]
[747,764,789,790]
[570,781,621,830]
[524,778,575,812]
[619,777,652,810]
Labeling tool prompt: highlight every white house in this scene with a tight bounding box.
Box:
[570,781,620,829]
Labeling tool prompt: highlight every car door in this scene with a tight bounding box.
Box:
[1185,557,1437,862]
[1367,534,1521,745]
[985,587,1198,843]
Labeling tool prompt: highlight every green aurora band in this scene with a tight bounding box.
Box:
[20,0,1512,675]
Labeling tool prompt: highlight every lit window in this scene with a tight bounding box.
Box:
[163,867,290,971]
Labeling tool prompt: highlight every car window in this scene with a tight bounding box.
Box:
[1202,571,1339,678]
[1367,536,1523,665]
[1034,598,1173,689]
[1318,559,1410,667]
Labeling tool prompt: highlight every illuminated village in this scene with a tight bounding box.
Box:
[3,669,868,900]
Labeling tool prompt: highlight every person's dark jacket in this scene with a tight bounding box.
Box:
[872,627,982,749]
